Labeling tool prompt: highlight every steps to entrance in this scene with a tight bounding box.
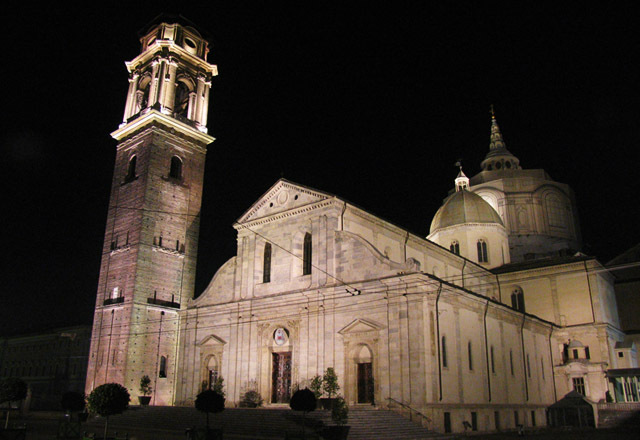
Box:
[80,405,453,439]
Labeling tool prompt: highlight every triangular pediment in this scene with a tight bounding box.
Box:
[338,318,382,335]
[198,334,227,346]
[237,179,336,224]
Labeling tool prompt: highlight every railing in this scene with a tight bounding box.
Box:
[147,297,180,309]
[386,397,432,428]
[103,297,124,306]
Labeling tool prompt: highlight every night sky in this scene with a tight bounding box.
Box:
[2,3,638,335]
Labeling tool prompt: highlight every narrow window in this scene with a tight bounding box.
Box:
[531,411,536,427]
[585,346,590,359]
[477,239,488,263]
[471,412,478,431]
[511,287,525,312]
[303,233,312,275]
[263,243,272,283]
[526,354,531,378]
[450,240,460,255]
[159,356,167,378]
[514,411,520,427]
[441,336,448,368]
[573,349,579,359]
[490,346,496,373]
[444,412,452,433]
[468,341,473,371]
[509,349,514,375]
[541,357,545,380]
[169,156,183,179]
[125,155,137,182]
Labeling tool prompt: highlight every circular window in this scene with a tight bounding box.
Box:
[183,38,198,55]
[495,162,502,169]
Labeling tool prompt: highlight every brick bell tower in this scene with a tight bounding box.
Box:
[86,17,217,405]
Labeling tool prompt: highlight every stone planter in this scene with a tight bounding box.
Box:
[138,396,151,406]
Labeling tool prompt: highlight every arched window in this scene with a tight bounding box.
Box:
[545,193,567,228]
[263,243,272,283]
[303,233,312,275]
[125,155,137,182]
[441,336,448,368]
[477,239,488,263]
[511,287,525,312]
[159,356,167,378]
[450,240,460,255]
[174,80,191,117]
[169,156,183,180]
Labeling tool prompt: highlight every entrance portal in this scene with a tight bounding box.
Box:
[271,352,292,403]
[357,362,374,403]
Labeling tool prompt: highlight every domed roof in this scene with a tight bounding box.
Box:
[430,190,504,233]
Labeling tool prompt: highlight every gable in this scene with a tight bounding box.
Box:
[237,179,335,224]
[338,318,383,335]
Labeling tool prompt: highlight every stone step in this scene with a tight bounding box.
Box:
[80,405,453,440]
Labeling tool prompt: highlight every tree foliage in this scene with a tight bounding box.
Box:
[195,390,225,429]
[322,368,340,399]
[87,383,130,417]
[290,388,316,413]
[139,375,152,396]
[331,396,348,426]
[0,378,27,404]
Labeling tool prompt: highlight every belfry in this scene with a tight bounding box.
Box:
[86,17,217,405]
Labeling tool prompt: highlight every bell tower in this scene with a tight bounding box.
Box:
[86,17,217,405]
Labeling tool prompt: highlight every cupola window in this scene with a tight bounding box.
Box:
[511,287,525,312]
[450,240,460,255]
[477,239,488,263]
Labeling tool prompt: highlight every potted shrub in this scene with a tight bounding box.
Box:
[0,377,28,432]
[309,375,323,400]
[289,388,317,439]
[189,389,225,440]
[138,375,152,406]
[321,368,340,410]
[87,383,130,440]
[324,396,349,440]
[238,389,263,408]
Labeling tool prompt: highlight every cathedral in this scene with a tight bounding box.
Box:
[85,18,638,434]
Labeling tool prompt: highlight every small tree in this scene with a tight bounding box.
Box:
[331,396,348,426]
[211,376,225,398]
[0,377,28,428]
[290,388,317,439]
[87,383,130,439]
[309,375,323,399]
[139,375,152,396]
[195,389,225,430]
[322,368,340,400]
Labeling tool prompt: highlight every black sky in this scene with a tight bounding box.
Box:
[2,2,638,335]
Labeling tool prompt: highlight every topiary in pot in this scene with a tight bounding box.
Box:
[326,396,350,440]
[322,368,340,409]
[0,377,28,429]
[138,375,152,405]
[87,383,130,440]
[193,389,225,439]
[289,388,317,439]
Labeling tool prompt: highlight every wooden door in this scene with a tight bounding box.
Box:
[357,362,374,403]
[271,352,292,403]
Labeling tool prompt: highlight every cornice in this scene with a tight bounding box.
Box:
[235,198,342,230]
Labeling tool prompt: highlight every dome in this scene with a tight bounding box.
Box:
[430,190,504,234]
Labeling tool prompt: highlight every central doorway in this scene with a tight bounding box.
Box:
[271,352,292,403]
[357,362,374,403]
